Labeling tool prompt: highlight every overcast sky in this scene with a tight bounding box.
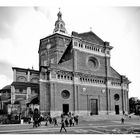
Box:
[0,1,140,99]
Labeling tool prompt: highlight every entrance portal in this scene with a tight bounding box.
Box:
[115,105,119,114]
[90,99,98,115]
[63,104,69,115]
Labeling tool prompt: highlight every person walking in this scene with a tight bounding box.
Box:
[53,117,58,126]
[33,109,40,128]
[74,116,79,125]
[69,117,72,127]
[72,117,74,126]
[65,118,69,127]
[60,119,67,133]
[121,117,124,124]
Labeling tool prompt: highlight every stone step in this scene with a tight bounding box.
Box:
[79,114,140,121]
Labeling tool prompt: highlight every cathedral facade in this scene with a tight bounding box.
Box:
[39,11,130,116]
[0,11,130,117]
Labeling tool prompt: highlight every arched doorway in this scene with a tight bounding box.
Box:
[26,97,39,117]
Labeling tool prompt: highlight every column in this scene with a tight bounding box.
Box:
[106,80,111,114]
[73,76,78,113]
[13,69,16,81]
[11,86,15,104]
[50,83,57,116]
[27,87,31,101]
[121,83,124,114]
[27,71,30,82]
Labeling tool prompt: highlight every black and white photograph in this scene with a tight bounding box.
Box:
[0,0,140,138]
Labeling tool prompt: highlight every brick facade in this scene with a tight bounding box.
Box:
[2,11,129,117]
[39,11,130,117]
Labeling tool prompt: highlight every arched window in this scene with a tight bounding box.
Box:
[88,57,99,70]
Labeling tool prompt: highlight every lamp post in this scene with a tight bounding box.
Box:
[83,87,88,115]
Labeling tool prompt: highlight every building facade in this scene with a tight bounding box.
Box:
[38,10,130,117]
[0,10,130,117]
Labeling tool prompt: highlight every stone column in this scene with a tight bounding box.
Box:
[13,69,16,81]
[27,71,30,82]
[27,87,31,101]
[11,86,15,104]
[50,82,56,116]
[121,83,124,114]
[73,76,78,113]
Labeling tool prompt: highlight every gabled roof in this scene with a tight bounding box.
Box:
[57,59,73,71]
[72,31,104,46]
[110,67,121,79]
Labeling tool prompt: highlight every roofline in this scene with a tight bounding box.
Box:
[11,82,39,87]
[12,67,39,73]
[72,31,106,48]
[40,32,71,42]
[79,31,104,42]
[110,66,121,77]
[38,32,71,53]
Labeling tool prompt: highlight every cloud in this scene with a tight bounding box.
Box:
[0,60,13,89]
[0,74,12,89]
[0,61,13,78]
[0,7,26,39]
[33,6,51,21]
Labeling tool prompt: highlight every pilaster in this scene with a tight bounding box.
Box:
[27,70,30,82]
[13,69,16,81]
[11,86,15,104]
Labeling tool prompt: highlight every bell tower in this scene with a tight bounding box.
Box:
[53,9,68,34]
[39,10,71,116]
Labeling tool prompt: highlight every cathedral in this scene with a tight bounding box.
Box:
[0,10,130,117]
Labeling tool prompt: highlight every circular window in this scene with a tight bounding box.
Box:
[61,90,70,99]
[114,94,120,101]
[88,57,99,70]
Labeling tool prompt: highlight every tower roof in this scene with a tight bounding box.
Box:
[53,9,68,34]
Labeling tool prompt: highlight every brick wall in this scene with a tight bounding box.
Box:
[76,50,108,77]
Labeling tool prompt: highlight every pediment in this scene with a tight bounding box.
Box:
[73,31,104,46]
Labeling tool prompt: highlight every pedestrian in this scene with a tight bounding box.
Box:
[74,116,79,125]
[53,117,58,126]
[69,117,72,127]
[45,119,48,126]
[49,116,52,124]
[33,109,40,128]
[60,119,67,133]
[72,117,74,126]
[65,118,69,127]
[121,117,124,124]
[61,113,64,119]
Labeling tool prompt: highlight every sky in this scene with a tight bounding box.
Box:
[0,0,140,99]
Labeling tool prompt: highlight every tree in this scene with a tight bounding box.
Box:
[129,97,137,114]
